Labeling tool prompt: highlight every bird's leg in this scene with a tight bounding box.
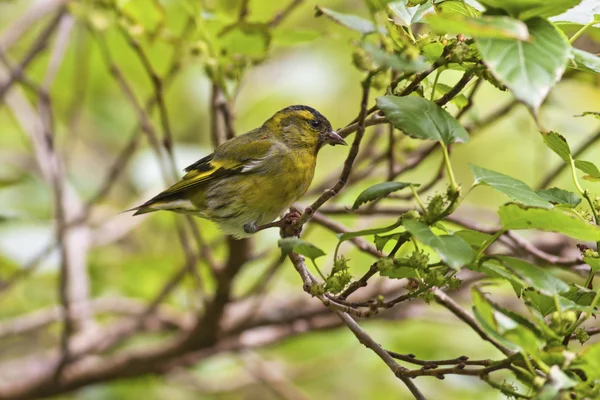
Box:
[243,222,258,234]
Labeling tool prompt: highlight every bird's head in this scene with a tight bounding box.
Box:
[264,105,347,151]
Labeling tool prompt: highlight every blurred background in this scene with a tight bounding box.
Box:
[0,0,599,399]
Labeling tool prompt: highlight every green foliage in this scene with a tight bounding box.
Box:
[377,95,470,145]
[470,164,551,208]
[352,181,416,210]
[477,18,569,113]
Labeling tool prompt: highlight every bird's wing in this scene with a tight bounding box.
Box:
[158,138,274,197]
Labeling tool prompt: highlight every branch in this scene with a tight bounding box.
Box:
[433,288,512,357]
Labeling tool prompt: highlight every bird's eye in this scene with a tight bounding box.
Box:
[310,119,321,128]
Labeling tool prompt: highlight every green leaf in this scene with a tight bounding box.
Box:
[278,238,325,261]
[471,261,526,296]
[476,0,582,20]
[387,0,433,26]
[361,42,430,73]
[470,164,551,208]
[352,181,416,210]
[575,111,600,119]
[496,256,570,295]
[572,342,600,381]
[433,83,468,108]
[583,256,600,272]
[477,18,569,113]
[499,203,600,241]
[536,188,581,207]
[542,131,571,162]
[403,219,474,269]
[377,95,469,145]
[455,230,494,249]
[374,232,403,251]
[551,3,600,26]
[570,48,600,73]
[316,6,382,34]
[434,0,481,17]
[380,265,419,279]
[337,219,404,243]
[525,290,589,316]
[426,14,529,39]
[472,287,543,354]
[574,160,600,179]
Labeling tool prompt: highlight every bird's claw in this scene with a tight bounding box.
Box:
[280,210,303,237]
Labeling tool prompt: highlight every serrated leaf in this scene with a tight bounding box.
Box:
[470,261,526,296]
[316,6,382,34]
[478,18,569,113]
[387,0,433,26]
[352,181,416,210]
[361,42,430,73]
[476,0,582,20]
[377,95,469,145]
[570,48,600,73]
[403,219,474,269]
[470,164,551,208]
[278,238,325,261]
[426,14,529,40]
[536,188,581,207]
[499,203,600,241]
[542,131,571,162]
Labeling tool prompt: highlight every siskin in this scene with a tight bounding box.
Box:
[130,105,347,238]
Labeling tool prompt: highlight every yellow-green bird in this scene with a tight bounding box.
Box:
[130,105,346,238]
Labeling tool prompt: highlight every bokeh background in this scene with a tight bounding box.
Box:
[1,0,599,399]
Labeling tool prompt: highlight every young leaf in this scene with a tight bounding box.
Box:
[425,14,529,40]
[476,0,582,20]
[434,0,480,17]
[569,48,600,74]
[352,181,416,210]
[377,95,469,145]
[499,203,600,241]
[337,219,405,244]
[542,131,571,162]
[316,6,382,34]
[536,188,581,208]
[470,164,551,208]
[403,219,474,269]
[574,160,600,179]
[387,0,433,26]
[477,18,569,113]
[278,238,325,261]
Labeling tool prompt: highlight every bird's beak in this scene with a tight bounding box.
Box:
[323,130,347,146]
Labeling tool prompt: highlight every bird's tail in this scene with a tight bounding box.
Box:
[122,204,157,216]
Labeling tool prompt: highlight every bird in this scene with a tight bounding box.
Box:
[129,105,347,238]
